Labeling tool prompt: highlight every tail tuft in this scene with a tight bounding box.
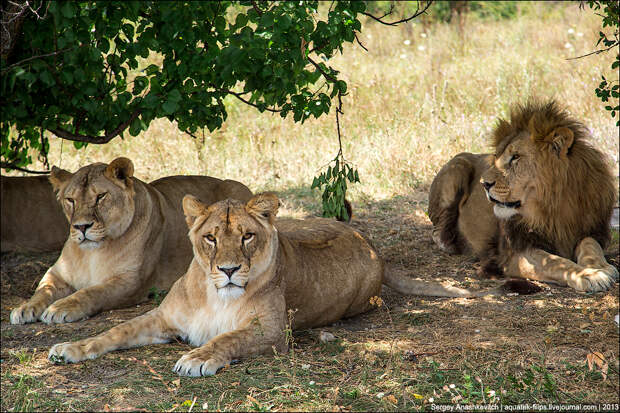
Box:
[501,278,542,295]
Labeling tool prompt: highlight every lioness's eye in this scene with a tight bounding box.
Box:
[242,232,254,241]
[96,192,107,203]
[65,198,74,205]
[205,234,216,243]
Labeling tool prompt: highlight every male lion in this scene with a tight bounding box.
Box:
[1,175,68,252]
[10,157,252,324]
[429,100,618,292]
[49,192,522,376]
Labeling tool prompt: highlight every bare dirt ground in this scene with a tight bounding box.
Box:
[2,192,619,411]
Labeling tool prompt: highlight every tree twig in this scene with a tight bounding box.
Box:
[250,0,263,17]
[566,44,618,60]
[0,161,50,174]
[1,47,77,74]
[48,109,141,144]
[214,86,281,113]
[362,0,432,26]
[355,34,368,51]
[307,57,338,82]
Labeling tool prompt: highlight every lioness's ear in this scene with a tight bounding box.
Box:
[49,166,73,193]
[105,157,134,187]
[246,192,279,223]
[183,195,208,228]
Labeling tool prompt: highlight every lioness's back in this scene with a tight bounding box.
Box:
[276,218,383,329]
[1,175,68,252]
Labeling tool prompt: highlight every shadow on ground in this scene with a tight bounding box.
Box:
[1,190,619,410]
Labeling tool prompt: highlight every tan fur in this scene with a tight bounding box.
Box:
[1,175,68,252]
[429,100,618,292]
[49,192,503,376]
[10,157,252,324]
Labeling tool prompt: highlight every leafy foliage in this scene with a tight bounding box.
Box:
[0,1,426,218]
[311,155,359,221]
[587,0,619,125]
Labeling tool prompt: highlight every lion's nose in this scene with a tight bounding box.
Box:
[218,265,241,278]
[73,223,93,234]
[481,180,494,191]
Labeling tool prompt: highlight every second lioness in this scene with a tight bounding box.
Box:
[10,157,252,324]
[49,192,517,376]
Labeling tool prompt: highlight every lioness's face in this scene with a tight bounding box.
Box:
[184,193,279,300]
[49,158,136,249]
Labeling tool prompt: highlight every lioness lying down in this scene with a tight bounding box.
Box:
[10,157,252,324]
[429,100,618,292]
[49,193,523,376]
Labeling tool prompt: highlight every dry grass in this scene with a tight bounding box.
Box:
[15,3,619,201]
[2,2,620,411]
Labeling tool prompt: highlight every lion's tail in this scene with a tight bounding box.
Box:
[383,272,541,298]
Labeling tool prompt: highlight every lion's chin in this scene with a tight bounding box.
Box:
[217,284,245,300]
[493,204,519,219]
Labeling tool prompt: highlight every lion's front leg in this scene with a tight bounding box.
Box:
[48,309,174,363]
[174,312,286,377]
[507,245,617,293]
[572,237,619,290]
[10,270,74,324]
[40,272,143,324]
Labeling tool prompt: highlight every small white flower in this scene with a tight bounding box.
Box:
[428,397,434,403]
[302,364,310,369]
[400,54,407,59]
[404,39,411,45]
[474,329,480,333]
[417,45,426,51]
[567,28,575,34]
[564,42,573,49]
[449,384,455,389]
[421,32,427,38]
[309,381,315,386]
[376,392,385,399]
[488,390,496,396]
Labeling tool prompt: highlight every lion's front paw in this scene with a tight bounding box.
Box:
[40,299,89,324]
[173,351,227,377]
[48,341,97,364]
[10,301,46,325]
[570,268,618,293]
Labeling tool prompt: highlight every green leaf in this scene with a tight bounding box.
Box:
[162,100,179,114]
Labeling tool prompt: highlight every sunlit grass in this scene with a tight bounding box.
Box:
[18,2,617,209]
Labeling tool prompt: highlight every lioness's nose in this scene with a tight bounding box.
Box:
[73,223,93,234]
[481,180,494,191]
[218,265,241,278]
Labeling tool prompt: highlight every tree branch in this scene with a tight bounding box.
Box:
[1,47,76,74]
[0,161,50,174]
[307,56,338,83]
[250,0,263,17]
[362,1,432,26]
[566,44,618,60]
[214,86,281,113]
[48,109,141,144]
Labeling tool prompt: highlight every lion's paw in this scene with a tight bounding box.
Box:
[48,341,96,364]
[570,268,618,293]
[10,302,45,325]
[173,351,226,377]
[40,299,88,324]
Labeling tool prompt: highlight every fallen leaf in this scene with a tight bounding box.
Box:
[386,394,398,404]
[579,322,591,329]
[586,352,608,380]
[412,393,424,400]
[171,379,181,387]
